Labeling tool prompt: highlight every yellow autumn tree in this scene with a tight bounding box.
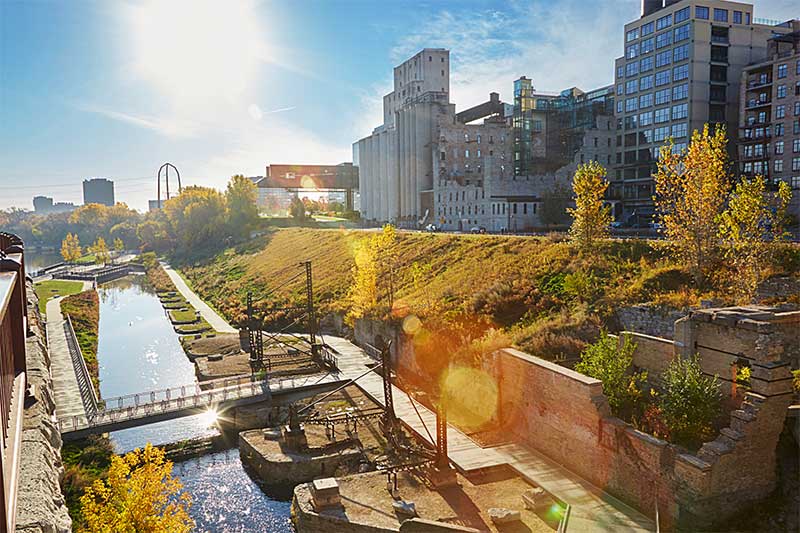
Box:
[568,161,612,248]
[91,237,110,265]
[347,224,397,323]
[80,443,193,533]
[653,125,731,285]
[61,233,82,262]
[718,176,792,302]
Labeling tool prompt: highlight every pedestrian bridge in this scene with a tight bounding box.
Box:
[58,372,345,441]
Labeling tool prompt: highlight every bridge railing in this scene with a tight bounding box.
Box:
[64,315,98,416]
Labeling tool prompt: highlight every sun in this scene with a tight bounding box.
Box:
[128,0,264,107]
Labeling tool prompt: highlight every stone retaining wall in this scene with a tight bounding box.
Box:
[616,305,687,339]
[15,283,71,533]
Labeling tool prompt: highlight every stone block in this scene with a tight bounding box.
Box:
[311,478,341,511]
[427,465,458,488]
[521,487,550,511]
[489,508,521,525]
[393,499,418,518]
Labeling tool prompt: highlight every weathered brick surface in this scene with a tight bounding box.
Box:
[616,305,687,340]
[621,332,674,384]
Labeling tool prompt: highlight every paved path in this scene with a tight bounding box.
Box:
[160,261,237,333]
[45,297,87,420]
[324,335,654,532]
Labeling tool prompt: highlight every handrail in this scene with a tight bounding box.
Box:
[64,314,99,415]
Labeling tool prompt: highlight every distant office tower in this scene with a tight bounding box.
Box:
[82,178,115,206]
[32,196,54,213]
[739,30,800,221]
[613,0,798,225]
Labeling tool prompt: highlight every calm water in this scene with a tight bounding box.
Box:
[24,249,62,274]
[95,275,292,531]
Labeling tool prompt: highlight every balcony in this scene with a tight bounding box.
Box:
[739,152,769,161]
[0,232,27,533]
[745,99,772,109]
[746,78,773,90]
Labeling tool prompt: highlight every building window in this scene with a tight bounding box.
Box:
[655,88,671,105]
[794,139,800,153]
[639,111,653,126]
[674,24,690,42]
[627,28,639,42]
[627,44,639,59]
[617,83,624,95]
[641,21,654,36]
[795,101,800,116]
[672,83,688,100]
[775,159,784,173]
[777,84,787,99]
[713,8,728,22]
[673,44,689,62]
[626,62,639,77]
[465,149,470,158]
[625,97,638,112]
[639,75,654,91]
[675,6,690,23]
[656,14,672,30]
[672,103,688,120]
[656,50,671,68]
[641,37,655,55]
[654,126,670,141]
[793,157,800,172]
[639,93,654,108]
[776,123,784,136]
[776,105,786,119]
[775,141,784,155]
[671,123,688,138]
[626,80,638,94]
[696,6,709,20]
[640,56,654,71]
[778,64,788,79]
[655,31,672,49]
[617,100,624,114]
[655,69,671,86]
[477,135,481,144]
[464,133,469,142]
[733,10,742,24]
[673,64,689,81]
[792,176,800,189]
[654,107,670,123]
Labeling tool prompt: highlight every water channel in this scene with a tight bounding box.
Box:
[94,274,292,531]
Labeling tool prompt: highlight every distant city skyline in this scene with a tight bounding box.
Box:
[1,0,797,212]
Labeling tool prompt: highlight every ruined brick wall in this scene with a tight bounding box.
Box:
[616,305,687,339]
[620,331,674,386]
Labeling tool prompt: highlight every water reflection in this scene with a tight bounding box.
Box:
[174,450,292,533]
[23,250,63,274]
[96,275,218,451]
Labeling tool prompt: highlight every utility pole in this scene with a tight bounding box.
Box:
[301,261,317,355]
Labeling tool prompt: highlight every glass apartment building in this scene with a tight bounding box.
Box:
[612,0,796,224]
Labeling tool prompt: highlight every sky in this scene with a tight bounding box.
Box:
[1,0,798,212]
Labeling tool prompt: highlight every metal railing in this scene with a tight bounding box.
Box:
[63,315,98,416]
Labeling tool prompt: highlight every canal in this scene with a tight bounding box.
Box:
[96,275,292,532]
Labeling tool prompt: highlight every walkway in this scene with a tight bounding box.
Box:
[324,336,654,532]
[45,297,86,420]
[160,261,237,333]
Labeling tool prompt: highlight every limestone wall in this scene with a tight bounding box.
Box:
[619,331,675,385]
[490,306,798,530]
[616,305,687,340]
[15,283,72,533]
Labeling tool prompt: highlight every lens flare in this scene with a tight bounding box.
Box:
[200,408,219,427]
[402,314,422,336]
[439,366,498,432]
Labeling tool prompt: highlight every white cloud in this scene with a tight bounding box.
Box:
[75,103,199,138]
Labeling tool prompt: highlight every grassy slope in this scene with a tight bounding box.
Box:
[33,279,84,314]
[60,290,100,394]
[180,228,716,361]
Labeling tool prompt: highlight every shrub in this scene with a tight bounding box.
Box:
[574,332,646,418]
[659,355,721,449]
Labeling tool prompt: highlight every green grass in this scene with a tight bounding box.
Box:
[33,280,84,314]
[62,435,113,527]
[169,308,198,323]
[75,253,96,264]
[60,290,100,395]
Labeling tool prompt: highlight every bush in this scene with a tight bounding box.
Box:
[659,355,721,449]
[574,332,646,418]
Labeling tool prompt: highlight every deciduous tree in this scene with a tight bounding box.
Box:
[225,175,260,238]
[91,237,110,265]
[80,443,193,533]
[653,125,730,285]
[347,224,397,323]
[568,161,612,248]
[718,176,792,302]
[61,233,82,262]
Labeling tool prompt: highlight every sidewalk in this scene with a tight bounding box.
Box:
[45,297,87,420]
[159,261,237,333]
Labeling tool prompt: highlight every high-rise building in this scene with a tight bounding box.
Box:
[613,0,798,225]
[82,177,115,206]
[32,196,53,213]
[738,29,800,222]
[355,48,451,225]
